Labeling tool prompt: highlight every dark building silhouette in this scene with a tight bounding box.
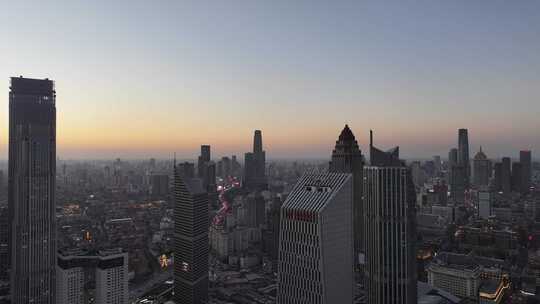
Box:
[150,173,169,196]
[501,157,512,194]
[512,162,523,193]
[329,124,364,259]
[244,130,267,190]
[0,206,8,281]
[493,162,502,191]
[9,77,57,303]
[264,196,283,270]
[177,162,195,179]
[197,145,211,175]
[173,168,209,304]
[448,148,458,166]
[458,128,470,185]
[197,145,216,192]
[520,150,532,193]
[472,147,491,187]
[364,142,417,304]
[370,130,401,166]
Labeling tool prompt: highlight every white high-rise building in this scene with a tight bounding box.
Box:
[57,249,128,304]
[277,172,354,304]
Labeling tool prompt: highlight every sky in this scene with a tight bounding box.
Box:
[1,1,539,160]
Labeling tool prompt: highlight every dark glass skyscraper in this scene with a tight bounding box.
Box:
[364,138,417,304]
[501,157,512,194]
[458,128,470,184]
[173,168,209,304]
[520,150,532,193]
[9,77,57,303]
[329,124,364,258]
[244,130,267,190]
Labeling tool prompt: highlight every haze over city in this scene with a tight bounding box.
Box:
[1,1,540,159]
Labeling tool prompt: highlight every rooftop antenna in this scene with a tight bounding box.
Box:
[370,129,373,149]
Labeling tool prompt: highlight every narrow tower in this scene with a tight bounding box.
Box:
[9,77,57,303]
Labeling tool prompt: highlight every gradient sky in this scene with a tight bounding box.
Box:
[1,1,539,160]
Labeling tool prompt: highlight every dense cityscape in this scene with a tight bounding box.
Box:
[2,2,540,304]
[0,77,539,304]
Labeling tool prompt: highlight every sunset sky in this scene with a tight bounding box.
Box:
[1,1,539,159]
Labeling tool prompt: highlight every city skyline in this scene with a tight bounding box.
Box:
[1,1,540,159]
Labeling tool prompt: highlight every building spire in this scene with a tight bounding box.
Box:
[370,129,373,149]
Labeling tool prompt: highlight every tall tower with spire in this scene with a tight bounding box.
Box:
[244,130,267,191]
[329,124,364,261]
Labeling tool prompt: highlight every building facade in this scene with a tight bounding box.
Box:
[244,130,267,191]
[328,124,364,257]
[473,147,491,187]
[9,77,57,304]
[57,249,129,304]
[364,166,417,304]
[277,172,354,304]
[173,170,209,304]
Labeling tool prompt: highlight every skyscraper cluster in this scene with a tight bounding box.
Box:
[278,125,418,304]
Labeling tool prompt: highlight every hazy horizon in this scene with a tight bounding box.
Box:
[2,1,539,159]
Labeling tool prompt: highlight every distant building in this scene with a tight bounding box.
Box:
[197,145,215,192]
[177,162,195,179]
[277,172,354,304]
[450,165,467,204]
[520,150,532,192]
[9,77,57,303]
[56,248,129,304]
[245,193,265,228]
[473,147,491,187]
[329,124,364,258]
[244,130,267,191]
[478,192,492,219]
[492,162,502,191]
[511,162,523,193]
[173,170,209,304]
[150,174,169,196]
[501,157,511,194]
[428,254,480,300]
[458,128,470,185]
[364,159,417,303]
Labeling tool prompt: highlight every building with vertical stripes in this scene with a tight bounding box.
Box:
[173,168,209,304]
[9,77,57,304]
[277,172,354,304]
[364,137,417,304]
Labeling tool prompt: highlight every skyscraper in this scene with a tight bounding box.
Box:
[520,150,532,193]
[9,77,57,303]
[197,145,215,192]
[197,145,210,179]
[173,168,209,304]
[177,162,195,179]
[277,172,354,304]
[512,162,523,193]
[370,130,401,166]
[329,124,364,258]
[472,147,491,187]
[501,157,512,194]
[364,138,417,304]
[244,130,267,190]
[458,128,470,185]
